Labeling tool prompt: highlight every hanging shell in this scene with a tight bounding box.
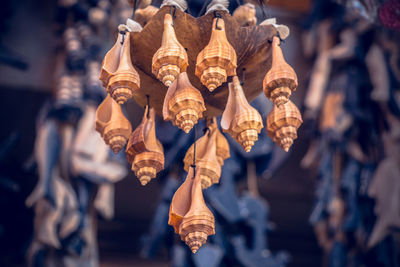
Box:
[195,17,237,91]
[266,100,302,152]
[134,5,159,27]
[126,107,164,185]
[169,167,195,233]
[178,172,215,253]
[107,31,140,104]
[99,33,123,88]
[221,76,263,152]
[95,95,132,153]
[208,117,230,165]
[152,13,188,87]
[232,3,257,27]
[163,72,206,133]
[263,36,297,107]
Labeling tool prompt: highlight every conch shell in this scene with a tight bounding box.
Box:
[221,76,263,152]
[163,72,206,133]
[152,13,188,87]
[196,17,237,91]
[95,94,132,153]
[266,100,302,152]
[263,36,297,107]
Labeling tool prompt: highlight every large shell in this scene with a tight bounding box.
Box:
[95,94,132,153]
[183,127,222,189]
[163,72,206,133]
[266,100,302,152]
[152,13,188,87]
[99,33,123,88]
[232,3,257,27]
[126,107,164,185]
[263,36,297,107]
[195,17,237,91]
[134,5,159,27]
[107,32,140,104]
[178,173,215,253]
[221,76,263,152]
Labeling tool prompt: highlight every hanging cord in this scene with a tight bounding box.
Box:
[198,0,211,17]
[146,94,150,118]
[191,124,197,178]
[240,68,246,86]
[131,0,139,19]
[268,31,284,45]
[119,29,127,45]
[257,0,267,20]
[214,11,222,30]
[170,6,176,27]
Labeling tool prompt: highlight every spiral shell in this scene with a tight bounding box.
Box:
[221,76,263,152]
[107,32,140,104]
[95,95,132,153]
[163,72,206,133]
[266,100,302,152]
[263,36,297,107]
[196,17,237,91]
[131,151,164,185]
[152,13,188,87]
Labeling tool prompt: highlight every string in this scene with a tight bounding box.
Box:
[146,95,150,118]
[191,124,197,179]
[198,0,211,17]
[170,6,176,27]
[214,11,222,30]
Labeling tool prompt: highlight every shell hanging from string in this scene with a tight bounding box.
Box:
[195,15,237,91]
[221,76,263,152]
[95,94,132,153]
[266,100,303,152]
[152,12,188,87]
[178,171,215,253]
[163,72,206,133]
[207,117,230,165]
[126,105,164,185]
[263,35,297,107]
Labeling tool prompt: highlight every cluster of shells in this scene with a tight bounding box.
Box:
[94,2,303,254]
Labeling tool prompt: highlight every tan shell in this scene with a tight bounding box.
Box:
[95,94,132,153]
[263,36,297,107]
[266,100,302,152]
[163,72,206,133]
[183,127,222,189]
[152,13,188,87]
[221,76,263,152]
[178,172,215,253]
[99,34,123,88]
[232,3,257,27]
[126,106,164,185]
[134,5,159,27]
[107,32,140,104]
[195,17,237,91]
[207,117,230,165]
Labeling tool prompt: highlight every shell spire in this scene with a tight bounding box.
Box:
[95,95,132,153]
[178,172,215,253]
[152,13,188,87]
[107,31,140,104]
[163,72,206,133]
[263,36,297,106]
[195,17,237,91]
[266,100,302,152]
[221,76,263,152]
[126,106,164,185]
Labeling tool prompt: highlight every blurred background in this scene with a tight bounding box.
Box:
[0,0,399,266]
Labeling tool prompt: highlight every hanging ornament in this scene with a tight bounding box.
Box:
[163,72,206,133]
[221,76,263,152]
[266,100,302,152]
[152,13,188,87]
[99,33,123,89]
[179,172,215,253]
[195,16,237,92]
[208,117,230,165]
[126,106,164,185]
[232,3,257,26]
[95,95,132,154]
[263,36,297,107]
[107,31,140,104]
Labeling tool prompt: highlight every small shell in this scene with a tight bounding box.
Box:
[221,76,263,152]
[163,72,206,133]
[266,100,302,152]
[263,36,297,107]
[126,107,164,185]
[233,3,257,27]
[152,13,188,87]
[95,95,132,153]
[107,32,140,104]
[178,173,215,253]
[196,18,237,91]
